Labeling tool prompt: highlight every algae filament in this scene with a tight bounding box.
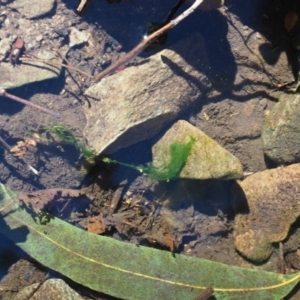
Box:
[46,125,95,160]
[104,136,196,181]
[47,124,195,181]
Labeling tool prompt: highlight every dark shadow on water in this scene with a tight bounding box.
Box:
[230,181,249,215]
[155,178,235,217]
[0,215,29,271]
[0,233,29,280]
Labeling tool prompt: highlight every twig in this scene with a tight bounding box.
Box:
[20,57,93,78]
[77,0,88,13]
[161,0,187,27]
[0,135,39,175]
[279,242,285,274]
[109,179,127,214]
[93,0,204,82]
[0,89,60,118]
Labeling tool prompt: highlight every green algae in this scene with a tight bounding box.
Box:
[46,124,195,181]
[104,136,196,181]
[46,125,95,160]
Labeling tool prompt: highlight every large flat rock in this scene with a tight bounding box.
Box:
[84,33,209,154]
[0,51,63,90]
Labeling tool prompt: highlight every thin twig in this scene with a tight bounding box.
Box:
[109,179,127,214]
[77,0,88,13]
[161,0,187,27]
[20,57,93,78]
[279,242,285,274]
[0,135,39,175]
[0,89,60,118]
[93,0,204,82]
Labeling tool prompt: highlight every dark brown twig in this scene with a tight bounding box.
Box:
[93,0,204,82]
[93,22,174,82]
[0,89,60,118]
[109,179,128,214]
[279,242,286,274]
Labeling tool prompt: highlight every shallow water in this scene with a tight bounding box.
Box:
[0,0,299,299]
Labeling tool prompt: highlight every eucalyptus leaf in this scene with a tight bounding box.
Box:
[0,184,298,300]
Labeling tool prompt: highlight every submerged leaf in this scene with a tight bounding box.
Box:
[0,184,298,300]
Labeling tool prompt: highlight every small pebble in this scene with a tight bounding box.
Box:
[36,34,43,42]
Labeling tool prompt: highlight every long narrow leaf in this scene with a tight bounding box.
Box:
[0,184,298,300]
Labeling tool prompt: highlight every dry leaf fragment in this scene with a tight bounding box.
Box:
[26,138,37,147]
[10,138,37,157]
[86,215,106,234]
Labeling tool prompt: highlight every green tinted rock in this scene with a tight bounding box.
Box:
[152,120,243,180]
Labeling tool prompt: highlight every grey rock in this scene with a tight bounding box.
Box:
[232,163,300,262]
[9,0,56,19]
[0,51,63,90]
[262,93,300,164]
[0,37,13,61]
[152,120,243,180]
[69,27,91,47]
[14,278,83,300]
[84,33,209,154]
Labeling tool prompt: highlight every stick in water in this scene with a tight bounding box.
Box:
[93,0,204,82]
[0,89,60,118]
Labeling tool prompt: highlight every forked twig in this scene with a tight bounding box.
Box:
[93,0,204,82]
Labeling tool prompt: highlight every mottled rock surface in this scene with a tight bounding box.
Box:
[233,164,300,262]
[14,278,83,300]
[262,93,300,164]
[9,0,56,19]
[84,33,209,154]
[0,51,63,90]
[152,120,243,180]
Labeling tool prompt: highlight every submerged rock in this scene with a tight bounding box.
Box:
[0,51,63,90]
[84,33,209,154]
[9,0,56,19]
[262,93,300,164]
[152,120,243,180]
[14,278,83,300]
[232,164,300,262]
